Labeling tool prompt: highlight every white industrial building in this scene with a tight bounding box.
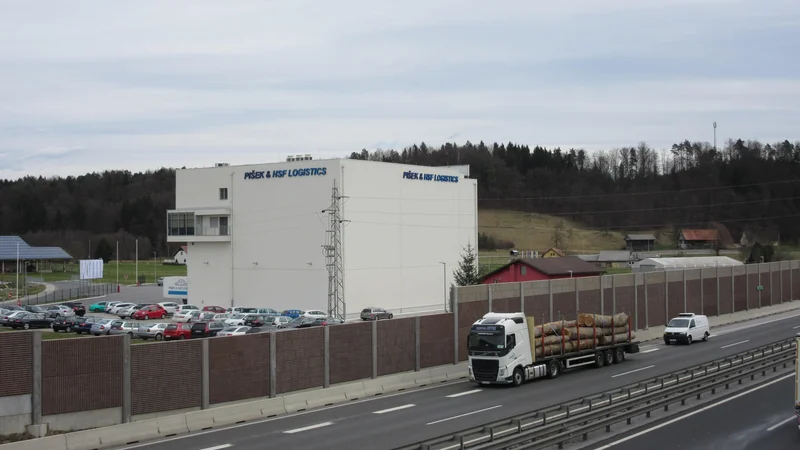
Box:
[632,256,743,272]
[166,157,478,319]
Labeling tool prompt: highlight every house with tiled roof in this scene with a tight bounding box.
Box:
[677,229,719,249]
[541,247,566,258]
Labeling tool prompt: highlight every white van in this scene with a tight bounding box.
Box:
[663,313,710,345]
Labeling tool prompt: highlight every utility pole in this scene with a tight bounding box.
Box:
[322,180,348,321]
[713,122,717,151]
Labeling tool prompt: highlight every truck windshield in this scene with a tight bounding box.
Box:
[468,333,505,350]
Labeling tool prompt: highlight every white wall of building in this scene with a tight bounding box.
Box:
[173,159,477,316]
[341,160,477,316]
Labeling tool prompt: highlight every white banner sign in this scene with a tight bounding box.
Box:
[163,276,188,298]
[79,259,104,280]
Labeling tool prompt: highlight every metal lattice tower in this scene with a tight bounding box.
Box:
[322,180,347,321]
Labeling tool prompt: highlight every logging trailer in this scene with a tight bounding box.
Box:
[467,312,640,386]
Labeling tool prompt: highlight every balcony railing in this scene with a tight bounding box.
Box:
[168,226,229,237]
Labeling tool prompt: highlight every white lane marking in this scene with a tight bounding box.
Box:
[640,348,660,354]
[720,340,749,349]
[426,405,502,425]
[283,422,334,434]
[200,445,232,450]
[594,373,793,449]
[611,365,655,378]
[373,404,415,414]
[793,325,800,329]
[446,389,482,398]
[713,312,800,336]
[766,416,796,431]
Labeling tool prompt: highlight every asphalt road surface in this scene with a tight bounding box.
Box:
[593,374,799,450]
[111,309,800,450]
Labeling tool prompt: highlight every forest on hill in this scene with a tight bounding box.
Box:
[0,137,798,259]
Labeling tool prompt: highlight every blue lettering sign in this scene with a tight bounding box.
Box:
[243,167,327,180]
[402,170,459,183]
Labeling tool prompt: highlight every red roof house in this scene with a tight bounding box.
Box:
[678,229,719,249]
[481,256,605,284]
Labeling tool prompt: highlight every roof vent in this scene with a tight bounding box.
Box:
[286,156,296,162]
[215,163,229,167]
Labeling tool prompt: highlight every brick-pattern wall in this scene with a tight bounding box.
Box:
[614,286,635,321]
[747,273,760,309]
[634,278,646,329]
[457,301,487,361]
[553,292,576,322]
[666,281,683,320]
[0,332,32,397]
[686,278,701,314]
[718,276,733,315]
[43,336,123,416]
[781,269,791,302]
[492,297,518,314]
[602,284,613,315]
[419,313,453,368]
[793,268,800,300]
[701,277,718,316]
[646,278,666,326]
[275,327,324,394]
[734,274,747,312]
[209,333,270,405]
[524,293,551,325]
[131,340,202,415]
[377,318,415,376]
[329,322,372,384]
[578,287,601,316]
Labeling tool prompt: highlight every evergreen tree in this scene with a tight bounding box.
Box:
[454,243,481,286]
[94,237,114,263]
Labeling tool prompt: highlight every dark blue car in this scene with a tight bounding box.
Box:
[281,309,305,319]
[73,316,103,335]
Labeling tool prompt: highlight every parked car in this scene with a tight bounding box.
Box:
[205,313,230,322]
[91,319,116,336]
[243,314,267,327]
[107,303,135,315]
[191,321,226,338]
[360,307,394,321]
[157,277,164,286]
[61,302,86,316]
[1,311,28,326]
[164,323,193,340]
[88,301,111,313]
[52,315,82,332]
[132,305,168,320]
[174,310,202,323]
[2,305,24,312]
[158,302,180,315]
[105,301,124,311]
[301,310,328,319]
[227,307,257,314]
[174,305,200,315]
[265,315,292,327]
[23,305,48,314]
[245,327,268,334]
[217,326,251,337]
[7,313,52,329]
[255,308,279,315]
[108,321,138,336]
[224,314,249,327]
[136,323,169,340]
[281,309,305,319]
[202,305,227,313]
[283,317,318,329]
[117,304,142,319]
[74,316,103,335]
[44,304,76,318]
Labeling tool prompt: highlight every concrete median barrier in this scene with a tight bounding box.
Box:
[283,381,365,412]
[0,435,67,450]
[185,397,286,432]
[63,415,189,450]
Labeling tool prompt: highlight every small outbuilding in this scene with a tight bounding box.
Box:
[632,256,742,273]
[624,234,657,251]
[482,256,605,283]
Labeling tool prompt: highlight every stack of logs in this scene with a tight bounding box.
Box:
[533,313,635,358]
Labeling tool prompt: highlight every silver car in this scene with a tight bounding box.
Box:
[135,323,169,341]
[108,320,138,336]
[90,319,116,336]
[118,304,147,319]
[217,326,251,337]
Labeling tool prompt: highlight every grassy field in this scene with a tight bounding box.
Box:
[0,261,186,285]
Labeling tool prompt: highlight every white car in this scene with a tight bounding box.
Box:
[302,310,327,319]
[174,310,202,323]
[217,326,250,337]
[158,302,180,315]
[107,303,134,315]
[224,314,248,326]
[207,313,230,321]
[174,305,200,315]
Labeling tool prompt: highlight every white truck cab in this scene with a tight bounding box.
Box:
[663,313,709,345]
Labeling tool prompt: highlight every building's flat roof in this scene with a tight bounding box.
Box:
[177,158,470,174]
[0,236,72,261]
[636,256,742,268]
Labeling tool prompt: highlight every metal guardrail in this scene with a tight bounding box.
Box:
[0,283,115,307]
[397,338,796,450]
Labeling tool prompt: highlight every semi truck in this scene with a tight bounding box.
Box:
[467,312,640,386]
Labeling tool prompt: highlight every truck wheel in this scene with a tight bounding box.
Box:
[604,349,614,365]
[512,367,524,387]
[686,335,692,346]
[547,360,560,379]
[702,332,709,342]
[613,347,625,364]
[594,352,605,368]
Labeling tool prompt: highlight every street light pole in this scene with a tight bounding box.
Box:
[153,251,157,283]
[439,262,447,312]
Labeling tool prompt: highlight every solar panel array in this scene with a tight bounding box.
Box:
[0,236,72,261]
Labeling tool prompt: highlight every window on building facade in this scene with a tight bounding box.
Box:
[219,188,228,200]
[520,266,526,275]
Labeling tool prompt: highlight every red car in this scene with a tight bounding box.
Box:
[132,305,168,320]
[164,323,193,340]
[202,306,226,313]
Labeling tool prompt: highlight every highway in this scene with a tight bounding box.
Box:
[117,310,800,450]
[593,373,798,450]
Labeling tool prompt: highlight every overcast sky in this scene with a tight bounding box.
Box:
[1,0,798,179]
